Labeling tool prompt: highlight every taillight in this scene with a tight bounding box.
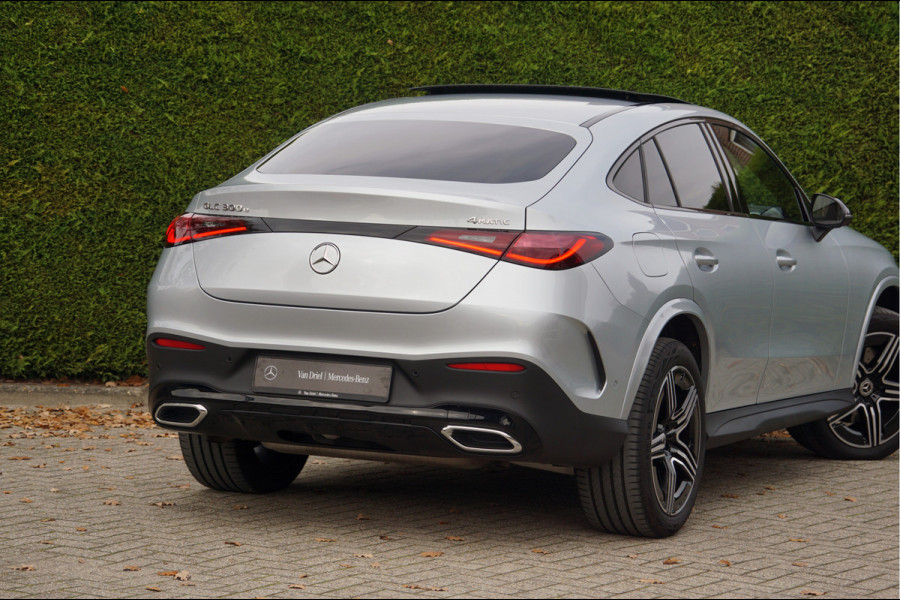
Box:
[401,228,612,270]
[502,232,612,270]
[400,228,520,259]
[164,213,268,247]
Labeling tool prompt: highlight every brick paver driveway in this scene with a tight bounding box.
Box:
[1,395,897,598]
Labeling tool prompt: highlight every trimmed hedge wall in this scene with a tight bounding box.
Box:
[1,1,897,379]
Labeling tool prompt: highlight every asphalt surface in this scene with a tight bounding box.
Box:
[0,385,897,598]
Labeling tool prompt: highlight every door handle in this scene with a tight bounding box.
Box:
[693,248,719,272]
[776,250,797,271]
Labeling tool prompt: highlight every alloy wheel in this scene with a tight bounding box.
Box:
[650,366,702,516]
[829,330,899,449]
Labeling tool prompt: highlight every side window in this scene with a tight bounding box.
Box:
[654,124,730,212]
[642,139,678,207]
[710,124,803,222]
[612,149,643,202]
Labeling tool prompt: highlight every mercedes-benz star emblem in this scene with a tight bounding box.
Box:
[263,365,278,381]
[310,243,341,274]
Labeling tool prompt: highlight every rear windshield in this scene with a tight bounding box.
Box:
[257,120,577,184]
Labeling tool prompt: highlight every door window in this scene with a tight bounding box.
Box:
[709,124,804,222]
[654,124,731,212]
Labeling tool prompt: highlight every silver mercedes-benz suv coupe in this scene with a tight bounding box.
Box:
[147,85,898,537]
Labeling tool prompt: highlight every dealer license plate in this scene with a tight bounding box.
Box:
[253,357,392,403]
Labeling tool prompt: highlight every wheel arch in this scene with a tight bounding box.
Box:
[619,299,712,420]
[847,276,900,389]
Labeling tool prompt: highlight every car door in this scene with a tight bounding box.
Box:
[644,121,773,413]
[707,123,850,402]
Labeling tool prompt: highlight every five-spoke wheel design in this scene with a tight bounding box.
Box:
[829,327,898,448]
[789,307,899,460]
[576,337,705,537]
[650,366,702,517]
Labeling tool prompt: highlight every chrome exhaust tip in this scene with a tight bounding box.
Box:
[154,403,208,428]
[441,425,523,454]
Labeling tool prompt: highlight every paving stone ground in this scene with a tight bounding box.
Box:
[0,392,897,598]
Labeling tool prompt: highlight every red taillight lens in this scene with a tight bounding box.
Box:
[447,362,526,372]
[400,227,612,270]
[153,338,206,350]
[164,213,265,247]
[402,228,520,258]
[502,232,612,270]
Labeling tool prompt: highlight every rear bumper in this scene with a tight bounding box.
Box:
[147,340,627,468]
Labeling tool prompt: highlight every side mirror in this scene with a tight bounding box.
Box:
[810,194,852,241]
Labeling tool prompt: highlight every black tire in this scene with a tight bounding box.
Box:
[576,338,705,537]
[179,433,307,493]
[788,307,899,460]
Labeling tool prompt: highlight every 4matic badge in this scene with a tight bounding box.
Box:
[467,216,511,226]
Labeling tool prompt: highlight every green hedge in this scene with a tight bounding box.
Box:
[1,1,897,379]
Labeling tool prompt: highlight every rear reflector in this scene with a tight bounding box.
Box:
[153,338,206,350]
[447,362,526,372]
[165,213,268,247]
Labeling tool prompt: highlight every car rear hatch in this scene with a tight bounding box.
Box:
[186,114,592,313]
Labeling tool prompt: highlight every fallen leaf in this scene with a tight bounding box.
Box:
[824,491,835,496]
[297,574,308,579]
[174,571,190,581]
[420,551,443,558]
[379,535,392,540]
[789,538,808,542]
[151,501,174,508]
[800,591,825,596]
[39,540,53,545]
[40,518,55,522]
[844,496,856,502]
[354,553,373,558]
[403,584,447,592]
[765,486,776,490]
[719,560,732,567]
[315,538,335,543]
[123,566,141,571]
[19,498,32,503]
[355,513,370,520]
[225,541,242,546]
[8,456,31,460]
[793,562,809,567]
[712,524,728,529]
[627,554,638,559]
[445,536,464,541]
[31,463,46,468]
[340,563,353,568]
[288,584,305,590]
[721,493,739,498]
[157,571,179,577]
[531,548,548,554]
[370,562,381,568]
[11,565,35,571]
[75,527,87,532]
[145,586,161,592]
[778,514,788,519]
[662,557,680,565]
[103,499,121,506]
[166,456,183,461]
[640,578,664,584]
[232,504,248,510]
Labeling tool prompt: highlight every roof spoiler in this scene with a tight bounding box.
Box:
[411,84,687,105]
